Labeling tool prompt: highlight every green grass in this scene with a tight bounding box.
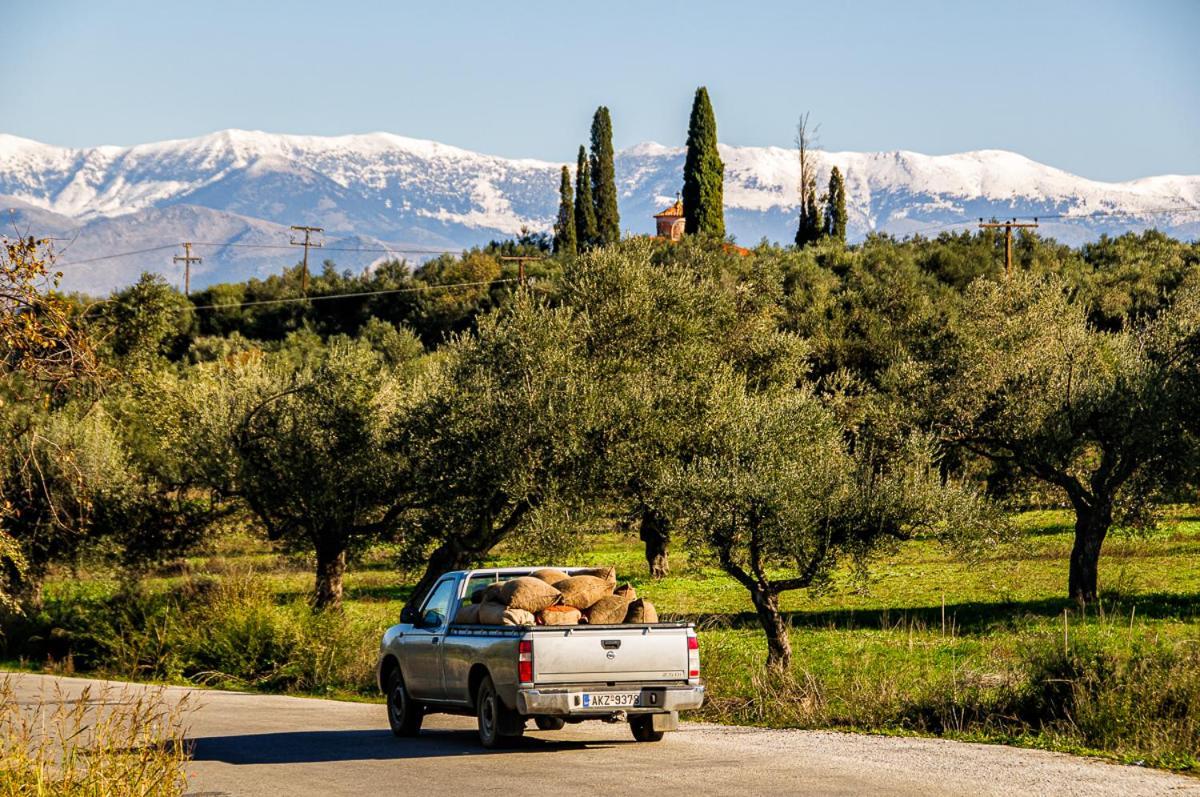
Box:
[3,507,1198,770]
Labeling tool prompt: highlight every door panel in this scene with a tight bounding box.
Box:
[402,578,455,700]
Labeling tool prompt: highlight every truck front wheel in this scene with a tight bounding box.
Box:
[386,669,423,737]
[629,714,665,742]
[476,675,524,748]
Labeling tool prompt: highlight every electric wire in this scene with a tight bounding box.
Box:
[12,204,1200,268]
[184,278,520,312]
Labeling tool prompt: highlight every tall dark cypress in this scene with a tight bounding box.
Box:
[554,165,577,255]
[589,107,620,246]
[824,166,847,243]
[574,146,597,249]
[682,86,725,237]
[804,179,823,243]
[796,172,823,247]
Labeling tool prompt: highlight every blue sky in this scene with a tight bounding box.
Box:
[4,0,1197,181]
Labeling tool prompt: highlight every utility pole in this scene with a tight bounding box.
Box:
[289,225,323,295]
[173,242,202,296]
[978,218,1039,279]
[498,255,543,287]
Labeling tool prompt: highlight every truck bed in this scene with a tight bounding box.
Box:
[449,622,691,684]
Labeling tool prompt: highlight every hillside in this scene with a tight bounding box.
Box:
[1,130,1197,292]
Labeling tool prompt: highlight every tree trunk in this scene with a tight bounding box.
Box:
[750,588,791,670]
[313,546,347,611]
[1069,502,1111,604]
[402,500,534,613]
[639,507,670,579]
[404,539,482,613]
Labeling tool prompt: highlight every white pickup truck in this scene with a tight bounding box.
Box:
[377,567,704,747]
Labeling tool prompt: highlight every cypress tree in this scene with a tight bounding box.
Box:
[589,107,620,246]
[554,165,577,255]
[796,172,823,247]
[574,146,597,249]
[824,166,847,243]
[682,86,725,238]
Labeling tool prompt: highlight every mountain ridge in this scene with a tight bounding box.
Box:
[2,129,1197,292]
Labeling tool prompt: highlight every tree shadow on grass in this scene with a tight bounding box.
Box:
[687,591,1200,635]
[190,728,629,764]
[344,584,414,602]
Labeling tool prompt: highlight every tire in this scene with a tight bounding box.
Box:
[476,675,524,748]
[629,714,665,742]
[386,669,423,737]
[534,716,565,731]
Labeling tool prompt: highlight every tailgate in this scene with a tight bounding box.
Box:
[531,626,689,684]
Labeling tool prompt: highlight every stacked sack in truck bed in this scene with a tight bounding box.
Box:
[454,566,657,626]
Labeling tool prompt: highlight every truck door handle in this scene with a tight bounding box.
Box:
[602,640,621,650]
[431,638,440,645]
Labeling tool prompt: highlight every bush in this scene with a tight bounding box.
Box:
[695,622,1200,771]
[1,571,380,696]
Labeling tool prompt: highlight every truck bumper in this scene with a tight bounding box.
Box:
[516,684,705,717]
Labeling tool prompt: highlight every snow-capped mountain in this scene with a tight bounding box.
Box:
[1,130,1196,293]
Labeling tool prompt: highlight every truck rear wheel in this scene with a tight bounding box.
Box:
[629,714,665,742]
[534,716,565,731]
[476,675,524,748]
[386,669,423,737]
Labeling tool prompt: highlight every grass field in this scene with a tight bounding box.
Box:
[3,508,1198,770]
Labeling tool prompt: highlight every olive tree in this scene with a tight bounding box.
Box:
[559,240,808,577]
[0,401,202,605]
[156,337,417,609]
[234,339,413,609]
[1,407,125,605]
[922,273,1200,603]
[670,371,993,669]
[396,290,603,609]
[1,236,98,608]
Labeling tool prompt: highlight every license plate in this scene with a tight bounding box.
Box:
[581,691,641,708]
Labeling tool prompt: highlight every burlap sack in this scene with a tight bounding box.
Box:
[538,605,583,625]
[575,566,617,586]
[555,575,613,609]
[625,598,658,624]
[500,577,562,613]
[453,603,481,625]
[613,583,637,602]
[478,601,535,626]
[586,594,629,625]
[530,568,569,585]
[475,582,506,605]
[503,607,535,626]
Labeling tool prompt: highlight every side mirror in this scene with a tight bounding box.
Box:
[420,610,443,629]
[400,606,418,625]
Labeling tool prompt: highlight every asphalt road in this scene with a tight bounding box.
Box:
[7,673,1199,797]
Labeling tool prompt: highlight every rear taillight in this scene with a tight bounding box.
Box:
[687,632,700,682]
[518,639,534,684]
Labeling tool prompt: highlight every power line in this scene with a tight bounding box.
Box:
[190,241,463,253]
[32,203,1200,268]
[52,243,181,266]
[903,206,1200,236]
[185,278,519,312]
[52,241,469,268]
